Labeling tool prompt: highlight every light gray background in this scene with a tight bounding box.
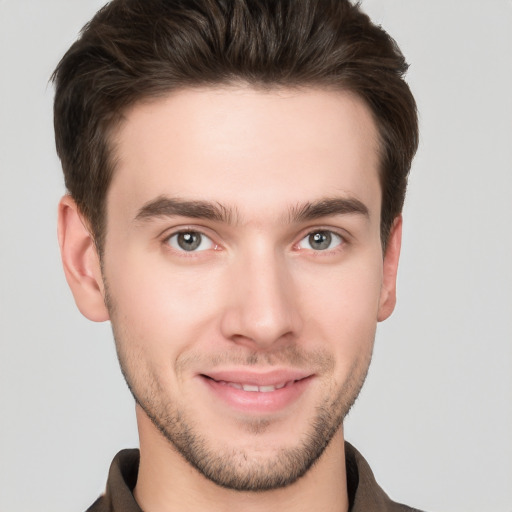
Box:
[1,1,511,511]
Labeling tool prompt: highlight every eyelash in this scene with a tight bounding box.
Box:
[161,227,347,256]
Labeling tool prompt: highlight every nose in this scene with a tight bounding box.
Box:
[219,247,302,350]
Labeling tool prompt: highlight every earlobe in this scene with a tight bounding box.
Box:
[58,195,110,322]
[377,216,402,322]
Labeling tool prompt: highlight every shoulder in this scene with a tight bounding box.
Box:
[85,449,141,512]
[85,495,108,512]
[345,442,426,512]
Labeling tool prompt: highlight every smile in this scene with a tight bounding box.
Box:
[199,371,313,414]
[209,379,297,393]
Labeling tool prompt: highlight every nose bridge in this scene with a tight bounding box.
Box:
[220,240,301,347]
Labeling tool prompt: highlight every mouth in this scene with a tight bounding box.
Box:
[202,376,302,393]
[198,371,314,414]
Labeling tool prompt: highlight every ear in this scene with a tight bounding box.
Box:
[57,195,110,322]
[377,216,402,322]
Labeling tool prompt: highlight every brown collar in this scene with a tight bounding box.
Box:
[87,442,423,512]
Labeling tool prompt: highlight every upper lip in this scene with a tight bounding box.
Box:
[200,369,312,387]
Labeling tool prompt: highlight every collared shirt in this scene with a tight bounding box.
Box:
[86,443,424,511]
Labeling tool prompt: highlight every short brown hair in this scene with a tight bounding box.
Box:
[52,0,418,252]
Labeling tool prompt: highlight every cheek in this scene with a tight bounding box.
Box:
[104,251,227,353]
[295,255,382,355]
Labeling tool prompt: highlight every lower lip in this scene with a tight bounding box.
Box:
[200,376,313,414]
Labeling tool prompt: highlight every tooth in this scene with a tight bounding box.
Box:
[216,380,294,392]
[242,384,259,392]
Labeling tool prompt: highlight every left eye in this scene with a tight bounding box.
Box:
[166,231,215,252]
[297,230,343,251]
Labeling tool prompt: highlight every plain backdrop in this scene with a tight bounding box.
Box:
[1,1,511,511]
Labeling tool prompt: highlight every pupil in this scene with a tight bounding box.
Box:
[309,231,331,250]
[178,232,201,251]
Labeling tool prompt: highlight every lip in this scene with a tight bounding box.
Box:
[198,369,314,414]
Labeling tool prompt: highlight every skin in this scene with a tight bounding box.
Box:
[58,86,402,512]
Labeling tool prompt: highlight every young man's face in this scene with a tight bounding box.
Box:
[69,86,400,490]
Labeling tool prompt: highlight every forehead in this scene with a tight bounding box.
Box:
[108,86,381,223]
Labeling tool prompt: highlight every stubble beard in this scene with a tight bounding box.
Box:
[117,348,372,490]
[106,292,373,492]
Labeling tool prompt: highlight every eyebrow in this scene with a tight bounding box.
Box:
[134,196,237,223]
[134,195,369,225]
[288,197,369,223]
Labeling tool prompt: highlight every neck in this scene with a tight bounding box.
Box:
[133,408,349,512]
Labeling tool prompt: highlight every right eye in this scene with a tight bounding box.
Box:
[166,231,215,252]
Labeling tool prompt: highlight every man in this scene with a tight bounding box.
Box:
[53,0,420,510]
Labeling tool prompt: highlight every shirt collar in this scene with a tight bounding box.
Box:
[89,442,419,512]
